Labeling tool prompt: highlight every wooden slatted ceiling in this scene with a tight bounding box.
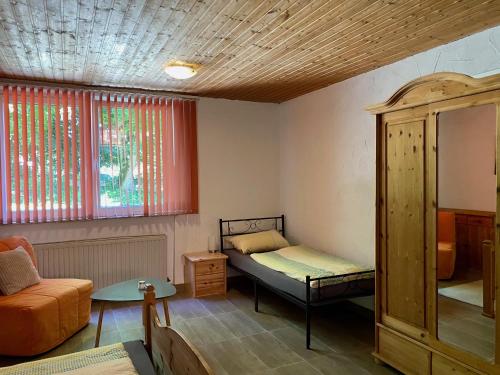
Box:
[0,0,499,103]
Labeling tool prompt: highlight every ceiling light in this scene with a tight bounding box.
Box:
[164,61,199,80]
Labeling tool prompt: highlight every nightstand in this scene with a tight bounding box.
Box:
[183,251,228,298]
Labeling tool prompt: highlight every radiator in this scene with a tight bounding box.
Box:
[35,235,169,289]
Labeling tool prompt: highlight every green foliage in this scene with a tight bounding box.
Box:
[5,99,163,210]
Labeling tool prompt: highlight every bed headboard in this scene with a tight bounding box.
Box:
[218,215,285,251]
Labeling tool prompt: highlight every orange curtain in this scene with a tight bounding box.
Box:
[172,99,198,214]
[1,86,93,223]
[1,85,197,224]
[92,94,198,218]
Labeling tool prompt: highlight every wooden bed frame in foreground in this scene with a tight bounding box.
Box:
[143,286,214,375]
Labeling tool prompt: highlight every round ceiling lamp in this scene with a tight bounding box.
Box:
[164,61,199,80]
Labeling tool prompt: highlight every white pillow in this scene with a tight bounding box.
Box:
[0,246,41,295]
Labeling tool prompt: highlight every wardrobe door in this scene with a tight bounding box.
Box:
[384,116,427,329]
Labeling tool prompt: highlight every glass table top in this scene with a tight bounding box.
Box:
[91,278,176,302]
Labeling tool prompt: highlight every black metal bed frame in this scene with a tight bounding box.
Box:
[219,215,375,349]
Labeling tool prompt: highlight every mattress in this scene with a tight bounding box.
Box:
[250,245,374,287]
[0,341,155,375]
[225,249,374,303]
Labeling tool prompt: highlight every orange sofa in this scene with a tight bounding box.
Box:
[0,237,93,356]
[437,211,456,280]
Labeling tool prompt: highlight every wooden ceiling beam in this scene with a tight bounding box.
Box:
[0,2,32,78]
[135,0,234,84]
[215,1,432,89]
[10,0,45,79]
[0,0,498,102]
[193,1,392,93]
[118,0,195,83]
[93,0,135,84]
[150,0,293,90]
[212,0,500,102]
[267,2,500,102]
[191,0,355,90]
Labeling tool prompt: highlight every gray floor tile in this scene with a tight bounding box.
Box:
[240,332,303,369]
[308,352,377,374]
[215,310,266,338]
[198,295,238,314]
[174,315,237,346]
[271,326,332,360]
[202,338,269,374]
[273,362,322,375]
[169,297,211,319]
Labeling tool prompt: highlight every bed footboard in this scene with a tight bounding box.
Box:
[304,270,375,349]
[143,286,214,375]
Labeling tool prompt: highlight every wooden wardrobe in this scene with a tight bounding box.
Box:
[368,72,500,375]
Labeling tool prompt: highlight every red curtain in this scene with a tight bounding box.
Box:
[0,85,198,224]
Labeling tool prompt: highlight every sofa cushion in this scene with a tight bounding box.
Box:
[0,293,61,356]
[438,241,454,252]
[0,279,93,356]
[18,282,80,339]
[40,278,93,328]
[437,242,456,280]
[0,247,41,295]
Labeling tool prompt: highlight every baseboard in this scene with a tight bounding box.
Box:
[345,299,375,320]
[173,283,186,294]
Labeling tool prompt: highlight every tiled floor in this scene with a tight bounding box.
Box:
[0,281,400,374]
[438,295,495,362]
[437,268,495,361]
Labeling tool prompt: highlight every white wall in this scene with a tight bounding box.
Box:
[173,98,281,282]
[279,25,500,268]
[438,105,497,212]
[0,97,281,283]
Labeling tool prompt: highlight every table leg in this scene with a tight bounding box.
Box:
[95,301,106,347]
[162,298,171,325]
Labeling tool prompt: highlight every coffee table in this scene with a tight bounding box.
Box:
[91,277,176,347]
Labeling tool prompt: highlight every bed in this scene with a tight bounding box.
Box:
[0,286,213,375]
[219,215,375,349]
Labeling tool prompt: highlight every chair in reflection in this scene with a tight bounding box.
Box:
[437,211,456,280]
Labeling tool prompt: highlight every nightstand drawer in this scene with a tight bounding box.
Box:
[196,272,225,285]
[195,275,225,297]
[196,259,225,275]
[196,283,226,297]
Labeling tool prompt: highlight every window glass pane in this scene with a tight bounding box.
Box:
[97,99,142,212]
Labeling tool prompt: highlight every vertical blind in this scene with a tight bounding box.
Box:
[0,84,198,224]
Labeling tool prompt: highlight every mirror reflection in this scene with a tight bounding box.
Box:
[437,104,496,361]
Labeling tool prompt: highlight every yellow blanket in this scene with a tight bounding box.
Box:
[250,245,373,288]
[54,357,138,375]
[0,343,138,375]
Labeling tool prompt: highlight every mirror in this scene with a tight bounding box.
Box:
[437,104,496,361]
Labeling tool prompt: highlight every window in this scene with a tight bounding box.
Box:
[0,85,198,224]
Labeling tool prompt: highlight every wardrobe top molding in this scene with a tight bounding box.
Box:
[366,72,500,115]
